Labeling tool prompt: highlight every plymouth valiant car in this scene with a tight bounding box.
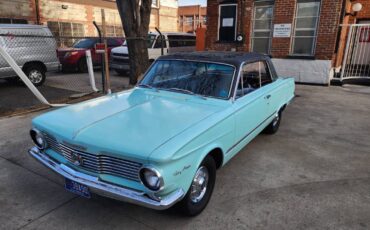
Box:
[28,52,295,216]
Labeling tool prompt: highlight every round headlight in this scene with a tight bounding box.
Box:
[30,128,47,149]
[139,167,163,191]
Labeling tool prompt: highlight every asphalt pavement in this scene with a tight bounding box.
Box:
[0,84,369,230]
[0,70,129,116]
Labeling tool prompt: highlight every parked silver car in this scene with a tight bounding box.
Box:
[0,24,60,86]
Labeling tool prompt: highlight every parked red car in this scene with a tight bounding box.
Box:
[57,38,123,72]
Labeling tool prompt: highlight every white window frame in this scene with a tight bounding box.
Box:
[251,1,275,54]
[152,0,159,8]
[291,0,321,56]
[217,3,238,42]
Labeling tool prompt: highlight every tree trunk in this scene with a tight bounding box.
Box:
[116,0,152,85]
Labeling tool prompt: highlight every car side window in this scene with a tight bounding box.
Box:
[154,35,167,49]
[236,61,273,98]
[260,61,273,86]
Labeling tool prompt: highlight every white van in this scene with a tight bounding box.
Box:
[0,24,59,86]
[110,32,196,75]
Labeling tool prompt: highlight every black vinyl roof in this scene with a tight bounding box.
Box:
[157,51,271,67]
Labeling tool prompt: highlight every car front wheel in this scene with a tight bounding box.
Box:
[25,65,46,86]
[178,155,216,216]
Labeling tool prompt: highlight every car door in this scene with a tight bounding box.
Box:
[257,60,281,116]
[232,61,272,150]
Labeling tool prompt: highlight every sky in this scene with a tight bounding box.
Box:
[178,0,207,7]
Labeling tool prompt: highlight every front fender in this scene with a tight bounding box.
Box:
[152,111,235,196]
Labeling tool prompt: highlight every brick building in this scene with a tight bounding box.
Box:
[0,0,179,37]
[205,0,370,84]
[178,5,207,33]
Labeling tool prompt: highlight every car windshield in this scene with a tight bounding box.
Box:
[73,39,98,48]
[122,34,157,48]
[140,60,235,99]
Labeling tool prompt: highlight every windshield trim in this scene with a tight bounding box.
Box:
[138,59,237,100]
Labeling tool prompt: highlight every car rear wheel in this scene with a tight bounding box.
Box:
[24,65,46,86]
[78,58,88,73]
[178,155,216,216]
[263,111,281,134]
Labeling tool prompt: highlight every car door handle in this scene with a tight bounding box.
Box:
[265,95,271,99]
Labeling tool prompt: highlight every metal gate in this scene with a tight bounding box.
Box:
[340,23,370,81]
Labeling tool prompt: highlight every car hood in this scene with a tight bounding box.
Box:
[111,46,128,54]
[33,89,224,161]
[57,48,86,59]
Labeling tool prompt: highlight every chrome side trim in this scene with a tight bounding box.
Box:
[226,111,277,153]
[28,147,185,210]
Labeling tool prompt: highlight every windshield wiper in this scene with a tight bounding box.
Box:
[165,88,206,100]
[138,84,154,89]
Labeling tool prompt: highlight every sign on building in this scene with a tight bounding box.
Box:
[273,24,292,38]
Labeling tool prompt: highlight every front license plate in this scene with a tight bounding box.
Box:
[65,178,91,198]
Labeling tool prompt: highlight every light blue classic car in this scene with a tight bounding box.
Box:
[29,52,295,216]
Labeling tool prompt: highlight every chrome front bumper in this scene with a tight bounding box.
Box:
[28,147,184,210]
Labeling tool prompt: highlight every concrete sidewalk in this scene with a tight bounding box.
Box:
[0,85,369,230]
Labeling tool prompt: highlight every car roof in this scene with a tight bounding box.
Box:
[156,51,270,67]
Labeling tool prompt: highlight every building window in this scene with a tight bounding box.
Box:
[47,21,85,47]
[291,0,321,55]
[201,16,207,25]
[185,16,193,25]
[251,1,274,54]
[152,0,159,8]
[97,24,124,37]
[0,18,28,24]
[218,4,237,42]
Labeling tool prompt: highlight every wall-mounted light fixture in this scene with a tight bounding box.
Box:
[345,2,362,17]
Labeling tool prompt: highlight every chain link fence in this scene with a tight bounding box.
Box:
[0,27,196,116]
[0,31,130,116]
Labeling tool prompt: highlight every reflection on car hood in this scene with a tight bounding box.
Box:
[111,46,128,55]
[32,89,224,160]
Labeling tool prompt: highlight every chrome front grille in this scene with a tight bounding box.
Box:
[44,133,142,182]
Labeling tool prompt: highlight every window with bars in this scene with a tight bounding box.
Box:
[47,21,85,47]
[96,24,124,37]
[291,0,321,55]
[251,1,274,54]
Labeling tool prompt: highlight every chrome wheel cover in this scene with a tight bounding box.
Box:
[272,113,280,126]
[28,70,43,84]
[190,166,209,203]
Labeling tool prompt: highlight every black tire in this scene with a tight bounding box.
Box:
[178,155,216,216]
[78,58,88,73]
[115,69,128,76]
[24,64,46,86]
[263,111,282,134]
